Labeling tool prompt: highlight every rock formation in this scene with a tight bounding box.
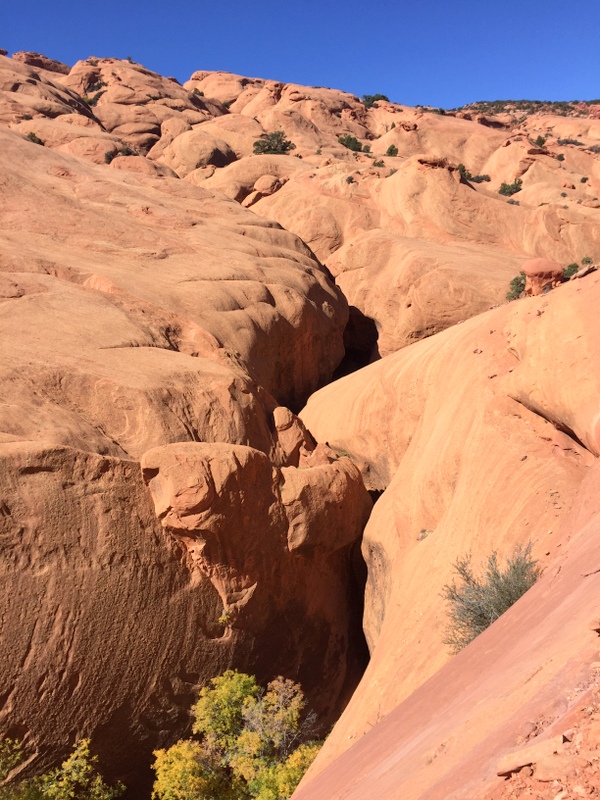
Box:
[297,269,600,797]
[1,47,600,799]
[0,55,370,791]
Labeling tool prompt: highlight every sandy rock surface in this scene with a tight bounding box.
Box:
[297,271,600,796]
[0,81,357,788]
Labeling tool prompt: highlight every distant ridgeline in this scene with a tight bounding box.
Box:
[448,98,600,117]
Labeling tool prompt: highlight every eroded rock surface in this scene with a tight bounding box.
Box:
[299,271,600,792]
[0,74,361,789]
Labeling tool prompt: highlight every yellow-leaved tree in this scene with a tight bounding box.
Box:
[152,671,322,800]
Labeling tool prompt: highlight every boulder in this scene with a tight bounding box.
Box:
[521,257,564,295]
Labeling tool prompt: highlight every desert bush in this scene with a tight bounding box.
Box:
[557,138,583,146]
[373,160,385,167]
[26,132,44,146]
[557,153,565,161]
[506,270,526,300]
[338,134,363,152]
[507,198,520,205]
[582,256,593,265]
[581,176,588,183]
[362,93,389,109]
[458,164,490,183]
[534,135,546,147]
[83,91,105,107]
[345,175,355,184]
[442,543,541,654]
[253,131,296,155]
[498,178,523,196]
[152,671,321,800]
[385,144,398,157]
[564,263,579,278]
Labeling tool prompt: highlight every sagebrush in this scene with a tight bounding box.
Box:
[442,543,541,654]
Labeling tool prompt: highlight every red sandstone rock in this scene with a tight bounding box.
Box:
[298,274,600,795]
[522,257,565,295]
[496,735,565,775]
[12,50,70,74]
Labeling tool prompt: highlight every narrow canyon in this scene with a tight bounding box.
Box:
[1,49,600,798]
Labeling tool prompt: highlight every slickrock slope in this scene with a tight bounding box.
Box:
[297,271,600,796]
[293,458,600,799]
[4,52,599,363]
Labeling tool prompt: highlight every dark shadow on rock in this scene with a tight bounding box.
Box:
[334,307,380,380]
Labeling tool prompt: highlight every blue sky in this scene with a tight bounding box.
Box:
[2,0,599,108]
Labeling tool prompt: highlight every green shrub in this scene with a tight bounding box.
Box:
[581,176,588,183]
[362,93,389,109]
[345,175,355,184]
[557,138,583,146]
[582,256,593,265]
[152,671,321,800]
[560,192,568,197]
[442,543,541,654]
[83,90,105,107]
[506,270,526,300]
[26,132,44,146]
[253,131,296,155]
[534,135,546,147]
[385,143,398,157]
[104,149,118,164]
[390,121,396,129]
[458,164,490,183]
[499,178,523,196]
[557,153,565,161]
[373,160,385,167]
[507,198,520,205]
[564,263,579,278]
[338,134,363,152]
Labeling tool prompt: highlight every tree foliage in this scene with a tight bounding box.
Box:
[442,543,541,654]
[338,135,363,152]
[153,671,321,800]
[253,132,296,155]
[362,94,389,109]
[457,163,490,183]
[499,177,523,196]
[506,270,526,300]
[0,739,122,800]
